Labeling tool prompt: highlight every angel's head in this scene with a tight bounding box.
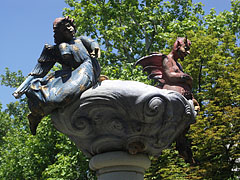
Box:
[173,37,191,61]
[53,16,76,44]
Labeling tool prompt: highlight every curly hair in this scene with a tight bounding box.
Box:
[53,16,76,32]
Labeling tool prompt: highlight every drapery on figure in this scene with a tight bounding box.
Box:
[136,37,200,164]
[13,17,101,135]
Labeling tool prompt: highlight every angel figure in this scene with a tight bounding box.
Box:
[13,17,101,135]
[136,37,200,164]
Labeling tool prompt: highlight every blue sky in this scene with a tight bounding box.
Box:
[0,0,232,109]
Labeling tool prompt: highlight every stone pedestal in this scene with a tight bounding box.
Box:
[89,151,151,180]
[51,80,196,179]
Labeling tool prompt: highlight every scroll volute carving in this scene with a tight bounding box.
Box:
[51,80,195,157]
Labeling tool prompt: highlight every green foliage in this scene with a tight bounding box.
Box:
[184,30,240,179]
[0,104,92,179]
[1,67,25,88]
[63,0,205,82]
[0,0,239,179]
[0,72,93,180]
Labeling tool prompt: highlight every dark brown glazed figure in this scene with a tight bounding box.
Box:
[13,17,101,135]
[136,37,200,164]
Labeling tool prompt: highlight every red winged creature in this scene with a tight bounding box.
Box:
[136,37,200,164]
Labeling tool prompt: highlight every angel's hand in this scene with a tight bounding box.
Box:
[95,47,101,58]
[12,91,23,99]
[90,47,101,58]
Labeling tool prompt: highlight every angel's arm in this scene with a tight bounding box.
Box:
[80,36,100,58]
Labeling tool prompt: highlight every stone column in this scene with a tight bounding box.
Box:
[89,151,151,180]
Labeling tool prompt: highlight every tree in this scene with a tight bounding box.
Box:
[0,0,239,179]
[0,69,94,179]
[63,0,240,179]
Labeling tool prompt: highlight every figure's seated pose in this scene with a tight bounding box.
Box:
[136,37,200,164]
[13,17,101,135]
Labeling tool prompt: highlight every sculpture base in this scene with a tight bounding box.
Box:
[89,151,151,180]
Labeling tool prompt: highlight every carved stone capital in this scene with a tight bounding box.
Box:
[52,80,195,157]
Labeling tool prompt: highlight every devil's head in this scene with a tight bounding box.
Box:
[173,37,191,61]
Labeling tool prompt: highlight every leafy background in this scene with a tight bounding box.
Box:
[0,0,239,179]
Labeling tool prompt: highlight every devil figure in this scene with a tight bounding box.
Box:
[13,17,101,135]
[136,37,200,164]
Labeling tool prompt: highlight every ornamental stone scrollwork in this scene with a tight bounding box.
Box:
[51,80,196,158]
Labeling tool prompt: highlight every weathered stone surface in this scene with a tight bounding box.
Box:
[89,151,151,180]
[51,80,195,157]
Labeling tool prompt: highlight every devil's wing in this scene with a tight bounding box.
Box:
[29,44,59,77]
[136,53,167,83]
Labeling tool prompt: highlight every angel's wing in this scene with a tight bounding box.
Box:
[29,44,59,77]
[13,44,59,98]
[136,53,167,84]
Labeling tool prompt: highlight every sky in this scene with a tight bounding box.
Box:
[0,0,232,109]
